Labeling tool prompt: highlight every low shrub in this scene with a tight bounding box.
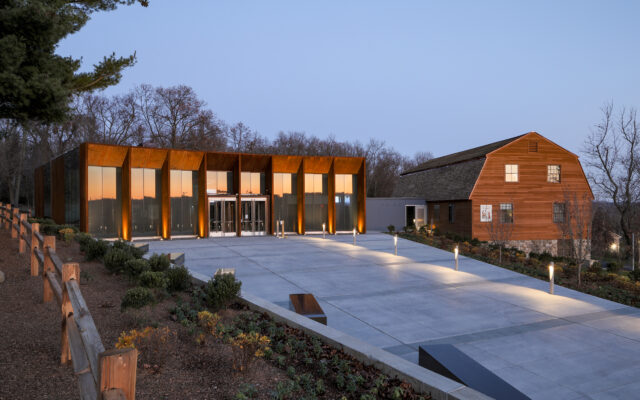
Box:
[229,332,270,371]
[387,224,395,233]
[165,265,191,292]
[75,232,94,251]
[629,268,640,282]
[104,248,134,274]
[607,261,622,273]
[139,271,168,289]
[84,239,109,261]
[116,326,174,371]
[204,273,242,310]
[113,240,145,259]
[149,253,171,272]
[121,287,155,310]
[124,258,150,277]
[59,227,75,242]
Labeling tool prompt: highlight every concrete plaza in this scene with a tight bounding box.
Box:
[149,233,640,399]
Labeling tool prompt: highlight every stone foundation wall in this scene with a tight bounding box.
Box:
[500,239,591,259]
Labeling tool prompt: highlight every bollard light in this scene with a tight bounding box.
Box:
[394,234,398,256]
[454,245,459,271]
[322,223,326,239]
[353,228,356,245]
[549,262,554,295]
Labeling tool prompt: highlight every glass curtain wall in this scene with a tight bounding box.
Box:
[170,170,198,235]
[43,163,51,218]
[241,172,265,195]
[335,174,357,231]
[206,171,233,194]
[64,149,80,225]
[131,168,161,237]
[88,166,122,237]
[273,173,297,232]
[304,173,328,232]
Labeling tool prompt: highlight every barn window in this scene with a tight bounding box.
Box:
[505,164,518,182]
[500,203,513,223]
[548,165,561,183]
[433,204,440,222]
[528,141,538,152]
[553,202,566,223]
[448,203,455,223]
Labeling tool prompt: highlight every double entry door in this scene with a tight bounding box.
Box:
[241,197,267,236]
[209,197,236,237]
[209,196,268,237]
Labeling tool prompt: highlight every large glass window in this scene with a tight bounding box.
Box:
[64,149,80,225]
[273,173,298,232]
[335,174,357,231]
[171,170,198,236]
[304,173,328,232]
[206,171,233,195]
[131,168,161,237]
[43,163,51,218]
[88,166,122,238]
[241,172,265,195]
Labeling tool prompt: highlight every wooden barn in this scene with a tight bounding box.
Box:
[394,132,593,255]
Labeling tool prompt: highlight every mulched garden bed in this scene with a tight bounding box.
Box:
[0,229,432,400]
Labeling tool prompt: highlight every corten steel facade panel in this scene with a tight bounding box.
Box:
[121,149,132,241]
[33,143,366,240]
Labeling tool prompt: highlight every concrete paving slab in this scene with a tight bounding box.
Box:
[150,233,640,399]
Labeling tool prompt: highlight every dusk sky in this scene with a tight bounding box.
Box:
[58,1,640,158]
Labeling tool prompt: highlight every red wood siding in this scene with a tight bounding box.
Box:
[470,132,593,241]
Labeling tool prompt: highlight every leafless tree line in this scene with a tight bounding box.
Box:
[584,102,640,253]
[0,84,432,205]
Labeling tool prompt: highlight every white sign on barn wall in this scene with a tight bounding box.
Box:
[480,205,492,222]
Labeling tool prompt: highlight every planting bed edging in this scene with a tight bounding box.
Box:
[190,271,490,400]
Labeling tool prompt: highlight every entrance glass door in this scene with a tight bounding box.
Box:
[241,197,267,236]
[209,197,236,237]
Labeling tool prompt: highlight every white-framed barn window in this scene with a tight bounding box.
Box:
[505,164,518,182]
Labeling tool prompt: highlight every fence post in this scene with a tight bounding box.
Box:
[42,235,56,303]
[19,213,27,253]
[61,263,80,364]
[99,348,138,400]
[11,208,18,239]
[4,204,10,230]
[31,223,40,276]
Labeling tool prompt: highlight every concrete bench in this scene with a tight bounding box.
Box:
[419,344,530,400]
[169,252,185,266]
[289,293,327,325]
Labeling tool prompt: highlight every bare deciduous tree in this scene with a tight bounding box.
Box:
[584,103,640,251]
[486,206,514,264]
[226,122,268,153]
[134,84,226,150]
[555,191,592,286]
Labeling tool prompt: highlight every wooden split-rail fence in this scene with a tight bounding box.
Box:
[0,203,138,400]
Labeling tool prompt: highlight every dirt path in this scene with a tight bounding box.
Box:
[0,230,76,400]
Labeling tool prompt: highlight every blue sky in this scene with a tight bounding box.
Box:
[57,1,640,158]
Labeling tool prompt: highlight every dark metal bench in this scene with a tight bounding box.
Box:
[419,344,530,400]
[289,293,327,325]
